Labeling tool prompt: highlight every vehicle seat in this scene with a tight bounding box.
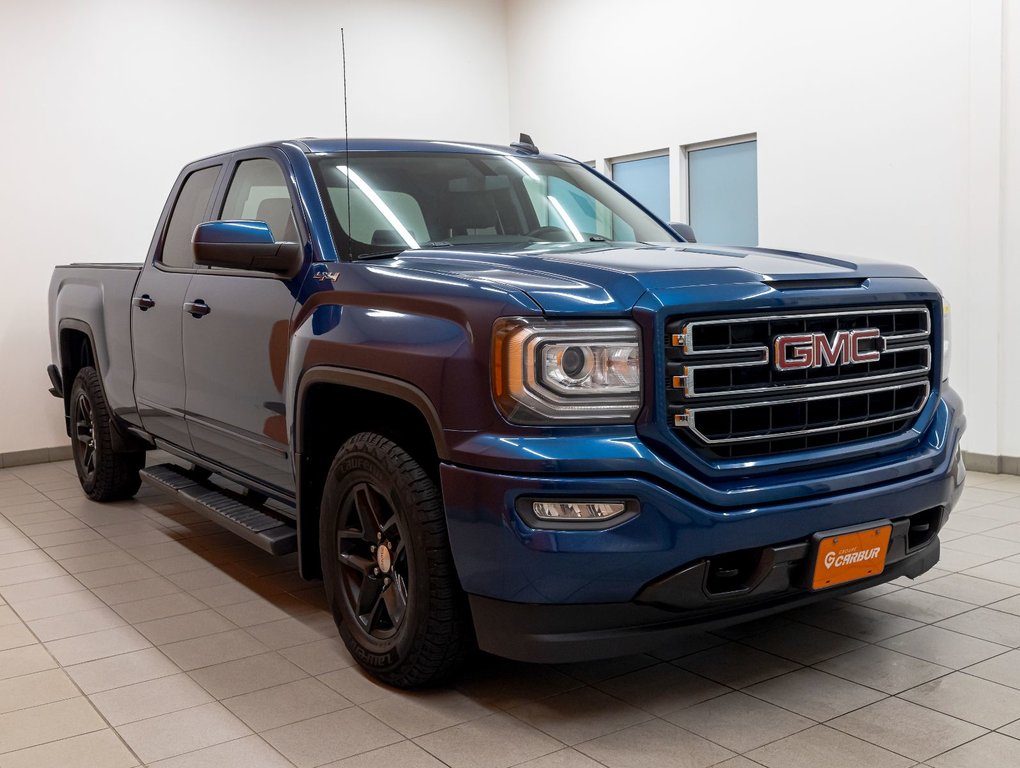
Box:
[256,198,299,242]
[446,193,498,236]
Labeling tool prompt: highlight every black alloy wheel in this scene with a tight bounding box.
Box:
[72,390,98,483]
[68,367,144,501]
[336,481,410,639]
[320,432,471,687]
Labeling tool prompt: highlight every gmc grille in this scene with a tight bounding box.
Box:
[665,306,934,459]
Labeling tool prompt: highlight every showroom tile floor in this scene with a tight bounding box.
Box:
[1,459,1020,767]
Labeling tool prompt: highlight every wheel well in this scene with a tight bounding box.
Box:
[297,382,441,579]
[58,328,95,429]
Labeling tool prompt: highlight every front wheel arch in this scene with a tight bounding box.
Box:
[294,369,447,581]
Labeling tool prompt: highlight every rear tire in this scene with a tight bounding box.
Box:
[320,432,471,687]
[69,367,144,501]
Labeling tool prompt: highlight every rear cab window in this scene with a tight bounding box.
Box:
[159,166,221,269]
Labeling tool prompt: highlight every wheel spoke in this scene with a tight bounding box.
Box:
[337,550,374,575]
[77,395,91,422]
[365,596,387,633]
[356,574,384,617]
[353,484,384,539]
[72,392,97,479]
[391,538,406,562]
[382,575,407,626]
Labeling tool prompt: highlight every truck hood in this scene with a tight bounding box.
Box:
[387,243,926,314]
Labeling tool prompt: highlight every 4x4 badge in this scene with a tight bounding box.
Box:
[314,271,340,283]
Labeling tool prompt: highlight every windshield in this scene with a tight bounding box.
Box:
[311,151,679,259]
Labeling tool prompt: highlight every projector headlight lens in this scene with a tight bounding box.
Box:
[492,318,642,424]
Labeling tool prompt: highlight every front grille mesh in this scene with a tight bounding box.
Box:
[665,306,934,459]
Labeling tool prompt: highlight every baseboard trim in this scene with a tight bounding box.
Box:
[962,451,1020,475]
[3,445,1016,476]
[0,445,73,469]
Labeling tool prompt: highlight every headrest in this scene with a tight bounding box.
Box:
[256,198,297,242]
[447,194,498,230]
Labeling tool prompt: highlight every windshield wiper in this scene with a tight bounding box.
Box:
[356,241,456,260]
[356,249,406,261]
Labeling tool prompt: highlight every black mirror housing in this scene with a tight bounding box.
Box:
[192,221,302,278]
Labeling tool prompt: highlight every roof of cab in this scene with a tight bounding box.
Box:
[293,138,566,163]
[187,138,568,168]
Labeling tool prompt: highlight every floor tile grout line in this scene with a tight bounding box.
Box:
[883,670,1020,730]
[6,468,311,768]
[6,462,1020,765]
[0,596,148,766]
[411,708,569,767]
[824,704,993,764]
[603,683,819,761]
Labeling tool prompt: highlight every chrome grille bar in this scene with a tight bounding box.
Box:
[665,305,934,458]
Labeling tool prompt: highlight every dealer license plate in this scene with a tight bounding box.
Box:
[811,524,892,590]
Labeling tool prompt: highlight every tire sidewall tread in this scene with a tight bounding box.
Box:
[69,367,143,502]
[319,432,470,688]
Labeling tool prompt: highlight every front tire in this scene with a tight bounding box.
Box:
[320,432,471,687]
[69,367,144,501]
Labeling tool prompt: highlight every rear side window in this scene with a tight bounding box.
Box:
[160,166,220,268]
[221,159,298,242]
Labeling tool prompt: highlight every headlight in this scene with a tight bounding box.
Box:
[941,298,951,382]
[492,317,641,423]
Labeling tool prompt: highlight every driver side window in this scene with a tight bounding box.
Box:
[220,159,299,243]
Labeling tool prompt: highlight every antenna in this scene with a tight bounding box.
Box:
[341,27,352,260]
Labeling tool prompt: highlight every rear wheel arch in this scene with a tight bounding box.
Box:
[57,320,146,454]
[58,321,100,433]
[294,367,449,580]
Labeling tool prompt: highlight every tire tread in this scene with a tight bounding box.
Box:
[320,432,471,687]
[70,367,143,502]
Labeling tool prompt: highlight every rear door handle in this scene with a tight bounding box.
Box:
[132,294,156,311]
[183,300,210,318]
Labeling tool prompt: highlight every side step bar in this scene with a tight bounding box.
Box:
[140,463,297,555]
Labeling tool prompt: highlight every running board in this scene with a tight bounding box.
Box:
[139,463,297,555]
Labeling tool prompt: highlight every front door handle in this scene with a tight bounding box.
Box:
[132,294,156,311]
[183,300,211,318]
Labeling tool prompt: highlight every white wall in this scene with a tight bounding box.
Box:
[3,0,1017,460]
[506,0,1011,457]
[997,0,1020,456]
[0,0,510,455]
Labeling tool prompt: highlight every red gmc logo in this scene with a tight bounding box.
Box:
[773,328,882,370]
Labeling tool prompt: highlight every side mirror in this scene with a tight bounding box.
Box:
[670,222,697,243]
[192,221,302,277]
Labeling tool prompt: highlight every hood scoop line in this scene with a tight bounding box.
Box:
[765,278,867,291]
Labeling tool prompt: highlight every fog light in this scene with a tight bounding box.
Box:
[532,500,626,521]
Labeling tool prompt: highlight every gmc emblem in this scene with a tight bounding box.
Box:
[773,328,881,371]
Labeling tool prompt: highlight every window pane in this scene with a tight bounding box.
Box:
[688,141,758,245]
[313,153,673,258]
[221,159,297,242]
[612,155,669,221]
[161,166,220,268]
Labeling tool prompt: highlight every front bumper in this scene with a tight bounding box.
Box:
[469,535,941,663]
[439,390,964,661]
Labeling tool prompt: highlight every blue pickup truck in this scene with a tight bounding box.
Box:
[47,136,965,686]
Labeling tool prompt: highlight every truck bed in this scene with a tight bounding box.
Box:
[49,263,142,424]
